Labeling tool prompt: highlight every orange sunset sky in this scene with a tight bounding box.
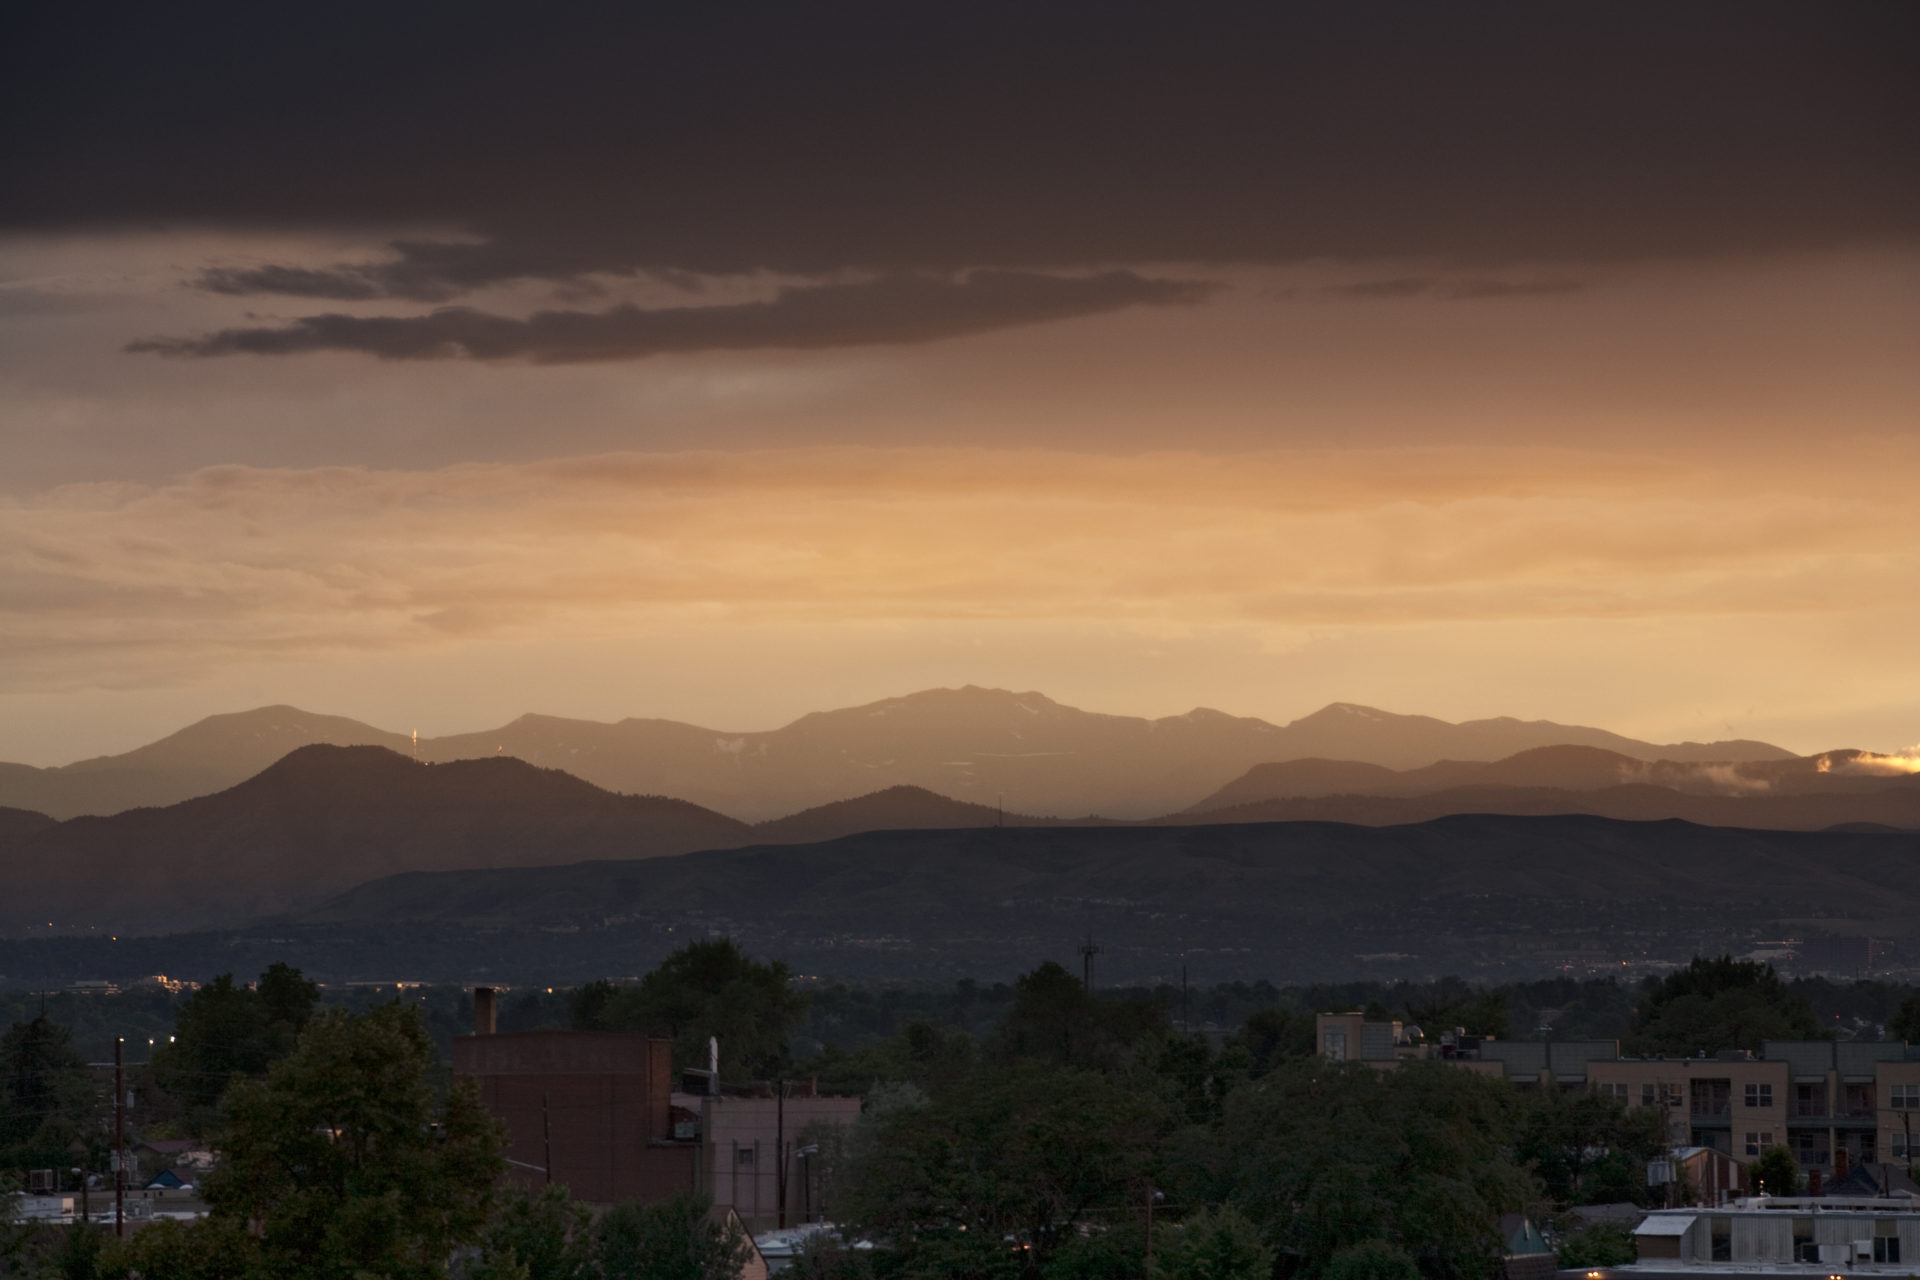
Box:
[2,4,1916,764]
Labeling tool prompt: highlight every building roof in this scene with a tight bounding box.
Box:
[136,1138,199,1154]
[1635,1215,1697,1237]
[1500,1214,1552,1255]
[1567,1202,1648,1227]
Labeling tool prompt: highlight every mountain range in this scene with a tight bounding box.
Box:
[4,734,1917,940]
[0,687,1793,821]
[0,746,1080,936]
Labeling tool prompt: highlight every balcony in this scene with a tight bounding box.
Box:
[1783,1109,1878,1130]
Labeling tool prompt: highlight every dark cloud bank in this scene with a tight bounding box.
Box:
[7,1,1915,357]
[130,271,1215,362]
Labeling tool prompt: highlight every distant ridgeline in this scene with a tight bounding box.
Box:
[1,809,1916,987]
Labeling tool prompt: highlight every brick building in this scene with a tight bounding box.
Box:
[452,990,697,1205]
[454,988,861,1218]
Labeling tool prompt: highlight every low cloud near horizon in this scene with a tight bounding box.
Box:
[5,443,1917,761]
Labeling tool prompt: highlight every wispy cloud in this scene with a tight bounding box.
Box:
[132,271,1219,362]
[1321,277,1585,301]
[4,445,1916,693]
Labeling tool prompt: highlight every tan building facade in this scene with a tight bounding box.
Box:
[1315,1012,1920,1181]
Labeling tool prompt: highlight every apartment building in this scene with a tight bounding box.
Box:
[1315,1012,1920,1180]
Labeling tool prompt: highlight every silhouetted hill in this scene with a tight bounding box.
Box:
[750,785,1059,844]
[1191,745,1920,818]
[305,814,1920,926]
[234,813,1918,985]
[0,687,1795,821]
[0,806,55,847]
[1179,780,1920,831]
[5,807,1918,985]
[1272,704,1787,769]
[0,707,408,819]
[2,745,749,936]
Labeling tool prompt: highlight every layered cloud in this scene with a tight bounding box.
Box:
[131,271,1217,362]
[7,5,1914,298]
[1320,278,1585,301]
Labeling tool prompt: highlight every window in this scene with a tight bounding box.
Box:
[1600,1083,1628,1100]
[1892,1084,1920,1110]
[1745,1082,1774,1108]
[1876,1220,1901,1264]
[1322,1029,1347,1061]
[735,1147,755,1166]
[1642,1083,1657,1106]
[1711,1217,1732,1263]
[1745,1131,1775,1156]
[1894,1132,1915,1160]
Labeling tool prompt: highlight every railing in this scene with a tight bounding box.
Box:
[1691,1102,1731,1117]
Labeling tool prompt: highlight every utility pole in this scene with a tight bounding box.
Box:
[776,1079,787,1229]
[1181,957,1189,1035]
[113,1037,124,1238]
[1144,1181,1157,1276]
[543,1093,553,1187]
[1080,935,1100,993]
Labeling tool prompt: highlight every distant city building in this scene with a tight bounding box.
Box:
[1317,1013,1920,1183]
[1796,936,1885,978]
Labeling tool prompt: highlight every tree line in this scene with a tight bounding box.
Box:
[5,948,1920,1278]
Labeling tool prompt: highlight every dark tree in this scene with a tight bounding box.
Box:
[1749,1145,1801,1196]
[152,964,322,1121]
[470,1184,596,1280]
[0,1016,97,1177]
[203,1002,506,1279]
[1513,1088,1666,1206]
[1234,1007,1316,1076]
[572,939,808,1081]
[596,1193,752,1280]
[838,1062,1160,1273]
[987,960,1170,1073]
[1197,1059,1534,1280]
[1627,956,1820,1056]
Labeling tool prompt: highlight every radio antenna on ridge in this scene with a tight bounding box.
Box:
[1079,934,1101,993]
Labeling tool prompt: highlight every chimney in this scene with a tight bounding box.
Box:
[473,986,497,1036]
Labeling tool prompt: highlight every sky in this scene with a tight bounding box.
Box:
[2,2,1917,765]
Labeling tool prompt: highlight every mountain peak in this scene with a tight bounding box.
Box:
[1292,702,1414,724]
